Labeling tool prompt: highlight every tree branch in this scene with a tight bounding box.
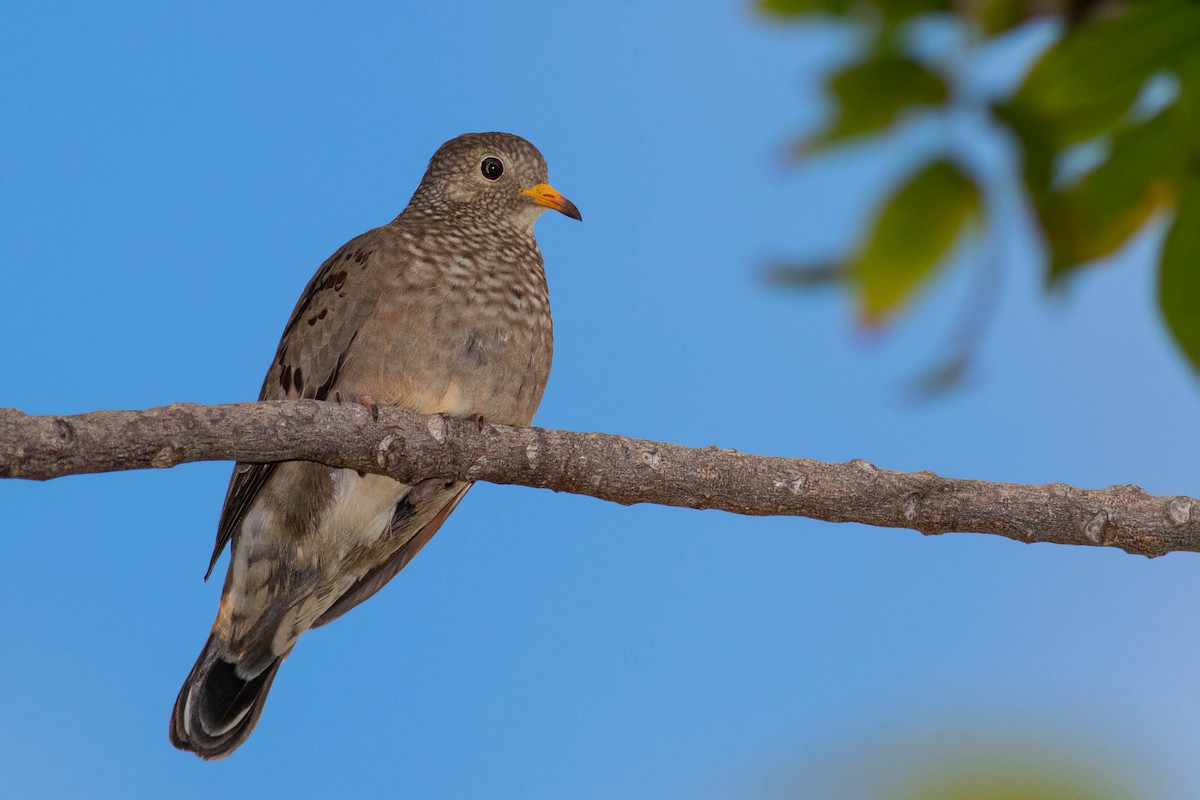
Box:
[1,401,1194,557]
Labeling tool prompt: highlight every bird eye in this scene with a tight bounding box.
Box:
[480,157,504,180]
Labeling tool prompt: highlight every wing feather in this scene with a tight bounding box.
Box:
[204,231,387,577]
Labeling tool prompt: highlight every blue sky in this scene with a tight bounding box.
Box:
[3,2,1198,798]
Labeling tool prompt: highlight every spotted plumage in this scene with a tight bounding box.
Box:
[170,132,579,759]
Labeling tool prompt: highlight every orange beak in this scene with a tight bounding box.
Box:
[522,183,582,221]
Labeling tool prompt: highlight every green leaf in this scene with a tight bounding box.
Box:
[878,0,951,22]
[1042,104,1187,281]
[997,3,1200,218]
[993,101,1055,205]
[1030,82,1144,148]
[1159,179,1200,371]
[1175,38,1200,130]
[758,0,851,17]
[852,160,980,323]
[992,5,1194,207]
[1012,0,1200,142]
[975,0,1033,36]
[758,0,948,19]
[804,56,948,152]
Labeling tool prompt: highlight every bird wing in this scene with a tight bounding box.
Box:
[205,232,385,578]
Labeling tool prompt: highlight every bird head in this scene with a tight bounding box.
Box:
[409,132,581,229]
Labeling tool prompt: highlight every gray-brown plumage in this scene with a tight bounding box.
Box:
[170,132,579,759]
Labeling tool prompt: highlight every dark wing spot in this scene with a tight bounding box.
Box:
[321,270,348,291]
[293,367,304,395]
[280,364,293,392]
[279,261,341,342]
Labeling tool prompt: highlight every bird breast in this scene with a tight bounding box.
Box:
[343,251,553,427]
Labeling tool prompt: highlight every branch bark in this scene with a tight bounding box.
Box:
[1,401,1195,557]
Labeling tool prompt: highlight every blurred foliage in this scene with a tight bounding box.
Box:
[805,56,949,151]
[762,0,1200,381]
[755,728,1146,799]
[854,159,980,323]
[758,729,1142,796]
[893,760,1134,800]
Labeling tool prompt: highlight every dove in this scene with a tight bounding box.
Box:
[170,132,579,759]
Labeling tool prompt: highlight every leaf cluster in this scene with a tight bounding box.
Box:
[764,0,1200,372]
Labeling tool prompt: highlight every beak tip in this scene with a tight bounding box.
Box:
[523,183,582,222]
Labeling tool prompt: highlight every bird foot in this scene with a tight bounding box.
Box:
[334,391,381,421]
[467,412,488,431]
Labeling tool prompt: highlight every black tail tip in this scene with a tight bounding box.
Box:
[170,640,283,760]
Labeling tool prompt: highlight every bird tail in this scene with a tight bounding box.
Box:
[169,634,284,760]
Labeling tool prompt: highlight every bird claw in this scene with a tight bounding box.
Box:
[468,412,487,431]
